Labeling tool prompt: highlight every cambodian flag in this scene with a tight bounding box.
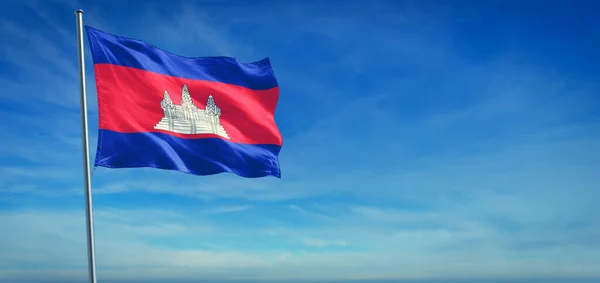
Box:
[85,26,282,178]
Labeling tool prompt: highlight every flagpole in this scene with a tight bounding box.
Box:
[75,9,98,283]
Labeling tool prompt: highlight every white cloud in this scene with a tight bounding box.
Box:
[203,205,252,214]
[300,238,350,248]
[352,206,439,223]
[287,204,333,221]
[0,207,599,282]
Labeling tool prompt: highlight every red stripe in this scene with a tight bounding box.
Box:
[94,64,282,145]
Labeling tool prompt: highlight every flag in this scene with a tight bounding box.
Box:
[84,26,282,178]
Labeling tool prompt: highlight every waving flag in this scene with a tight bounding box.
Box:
[85,25,282,178]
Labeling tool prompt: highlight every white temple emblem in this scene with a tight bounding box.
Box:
[154,84,230,139]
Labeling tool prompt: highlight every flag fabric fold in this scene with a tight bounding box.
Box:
[85,25,282,178]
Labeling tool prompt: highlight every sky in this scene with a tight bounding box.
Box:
[0,0,599,282]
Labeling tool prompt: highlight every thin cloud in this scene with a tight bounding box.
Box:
[203,205,252,215]
[1,207,599,281]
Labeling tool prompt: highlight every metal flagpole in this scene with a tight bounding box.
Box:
[75,9,98,283]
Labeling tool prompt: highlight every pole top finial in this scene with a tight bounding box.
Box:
[75,9,84,14]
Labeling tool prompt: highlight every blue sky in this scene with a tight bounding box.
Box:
[1,0,599,282]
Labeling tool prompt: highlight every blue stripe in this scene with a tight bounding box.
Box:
[95,130,281,178]
[84,25,278,90]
